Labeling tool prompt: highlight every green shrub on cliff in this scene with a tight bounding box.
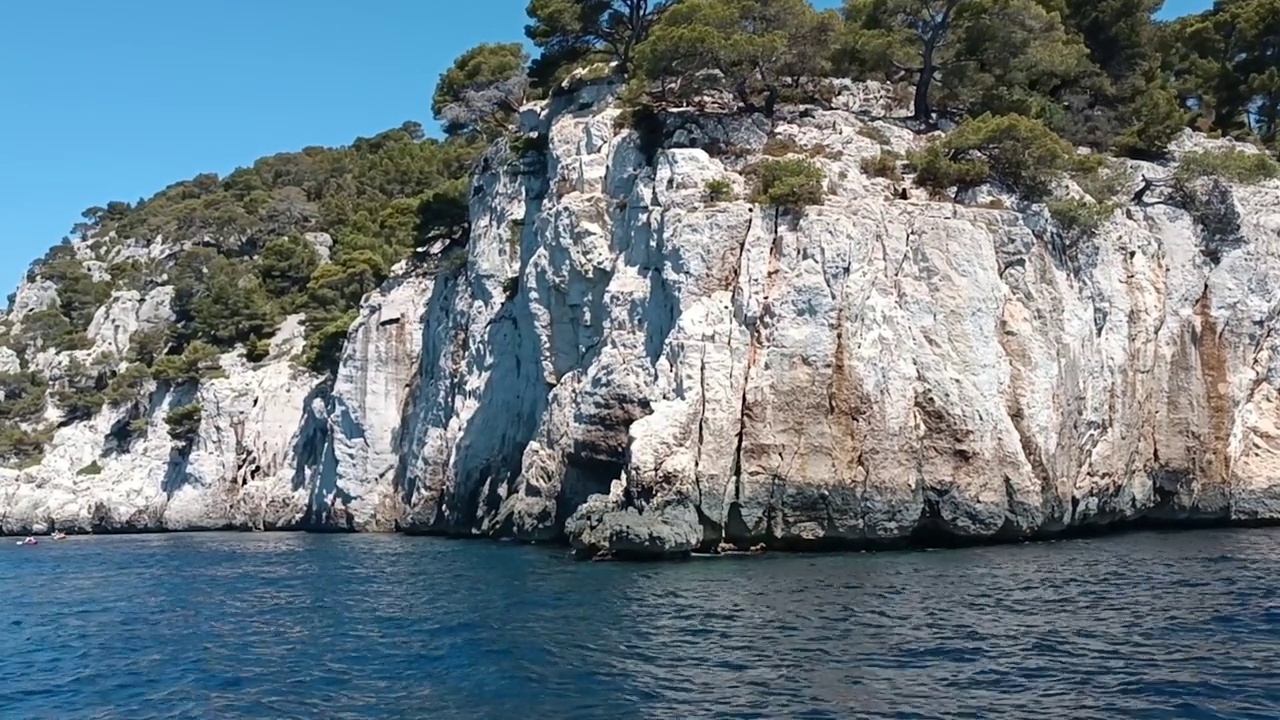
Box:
[750,157,827,209]
[704,177,735,202]
[0,371,52,468]
[860,151,903,181]
[0,425,52,468]
[1046,197,1115,236]
[244,336,273,363]
[256,236,320,300]
[300,310,359,375]
[20,309,88,353]
[911,114,1076,200]
[632,0,840,114]
[0,371,49,424]
[165,403,202,447]
[51,357,106,424]
[1175,149,1280,185]
[51,120,483,378]
[104,363,153,407]
[150,341,223,386]
[126,326,172,367]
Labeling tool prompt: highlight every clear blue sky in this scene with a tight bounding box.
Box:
[0,0,1212,294]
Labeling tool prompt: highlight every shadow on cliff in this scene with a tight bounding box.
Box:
[391,272,461,513]
[152,382,199,499]
[286,381,354,530]
[396,144,553,535]
[289,381,331,493]
[101,383,168,459]
[432,293,544,534]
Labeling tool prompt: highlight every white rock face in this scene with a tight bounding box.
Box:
[304,232,334,265]
[85,291,142,359]
[137,286,176,331]
[0,348,19,375]
[9,278,59,322]
[385,78,1280,555]
[0,319,326,535]
[6,80,1280,556]
[310,272,436,531]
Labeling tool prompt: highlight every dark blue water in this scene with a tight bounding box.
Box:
[3,530,1280,719]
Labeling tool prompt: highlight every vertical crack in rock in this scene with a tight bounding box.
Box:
[693,340,709,485]
[725,209,757,520]
[692,337,723,548]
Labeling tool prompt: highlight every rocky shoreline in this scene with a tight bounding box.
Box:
[5,79,1280,558]
[8,512,1276,563]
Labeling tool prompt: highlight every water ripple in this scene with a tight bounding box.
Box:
[3,529,1280,718]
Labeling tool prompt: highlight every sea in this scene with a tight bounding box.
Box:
[2,528,1279,719]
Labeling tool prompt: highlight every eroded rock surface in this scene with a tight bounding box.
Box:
[4,80,1280,558]
[390,79,1280,556]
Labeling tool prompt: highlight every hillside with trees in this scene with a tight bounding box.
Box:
[1,0,1277,469]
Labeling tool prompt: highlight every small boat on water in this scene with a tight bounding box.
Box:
[16,537,37,546]
[51,531,67,541]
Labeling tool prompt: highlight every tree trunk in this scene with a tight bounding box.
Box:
[914,64,935,121]
[764,86,778,117]
[621,0,650,70]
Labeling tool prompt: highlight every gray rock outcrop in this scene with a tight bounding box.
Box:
[4,79,1280,559]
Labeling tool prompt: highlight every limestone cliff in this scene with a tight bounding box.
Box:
[4,78,1280,558]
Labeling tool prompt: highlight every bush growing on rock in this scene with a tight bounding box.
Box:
[127,326,172,368]
[417,178,473,247]
[0,370,51,468]
[1046,197,1115,236]
[244,336,273,363]
[37,255,113,332]
[1111,81,1187,159]
[106,258,149,293]
[168,250,279,350]
[508,132,549,157]
[1174,149,1280,185]
[300,310,358,375]
[104,363,153,406]
[1072,161,1134,204]
[165,403,202,447]
[433,43,531,139]
[0,371,49,423]
[704,177,735,202]
[20,309,88,353]
[910,114,1075,200]
[860,150,903,181]
[750,157,827,208]
[632,0,840,114]
[907,143,990,197]
[150,341,223,386]
[256,236,320,300]
[0,425,52,468]
[51,357,107,424]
